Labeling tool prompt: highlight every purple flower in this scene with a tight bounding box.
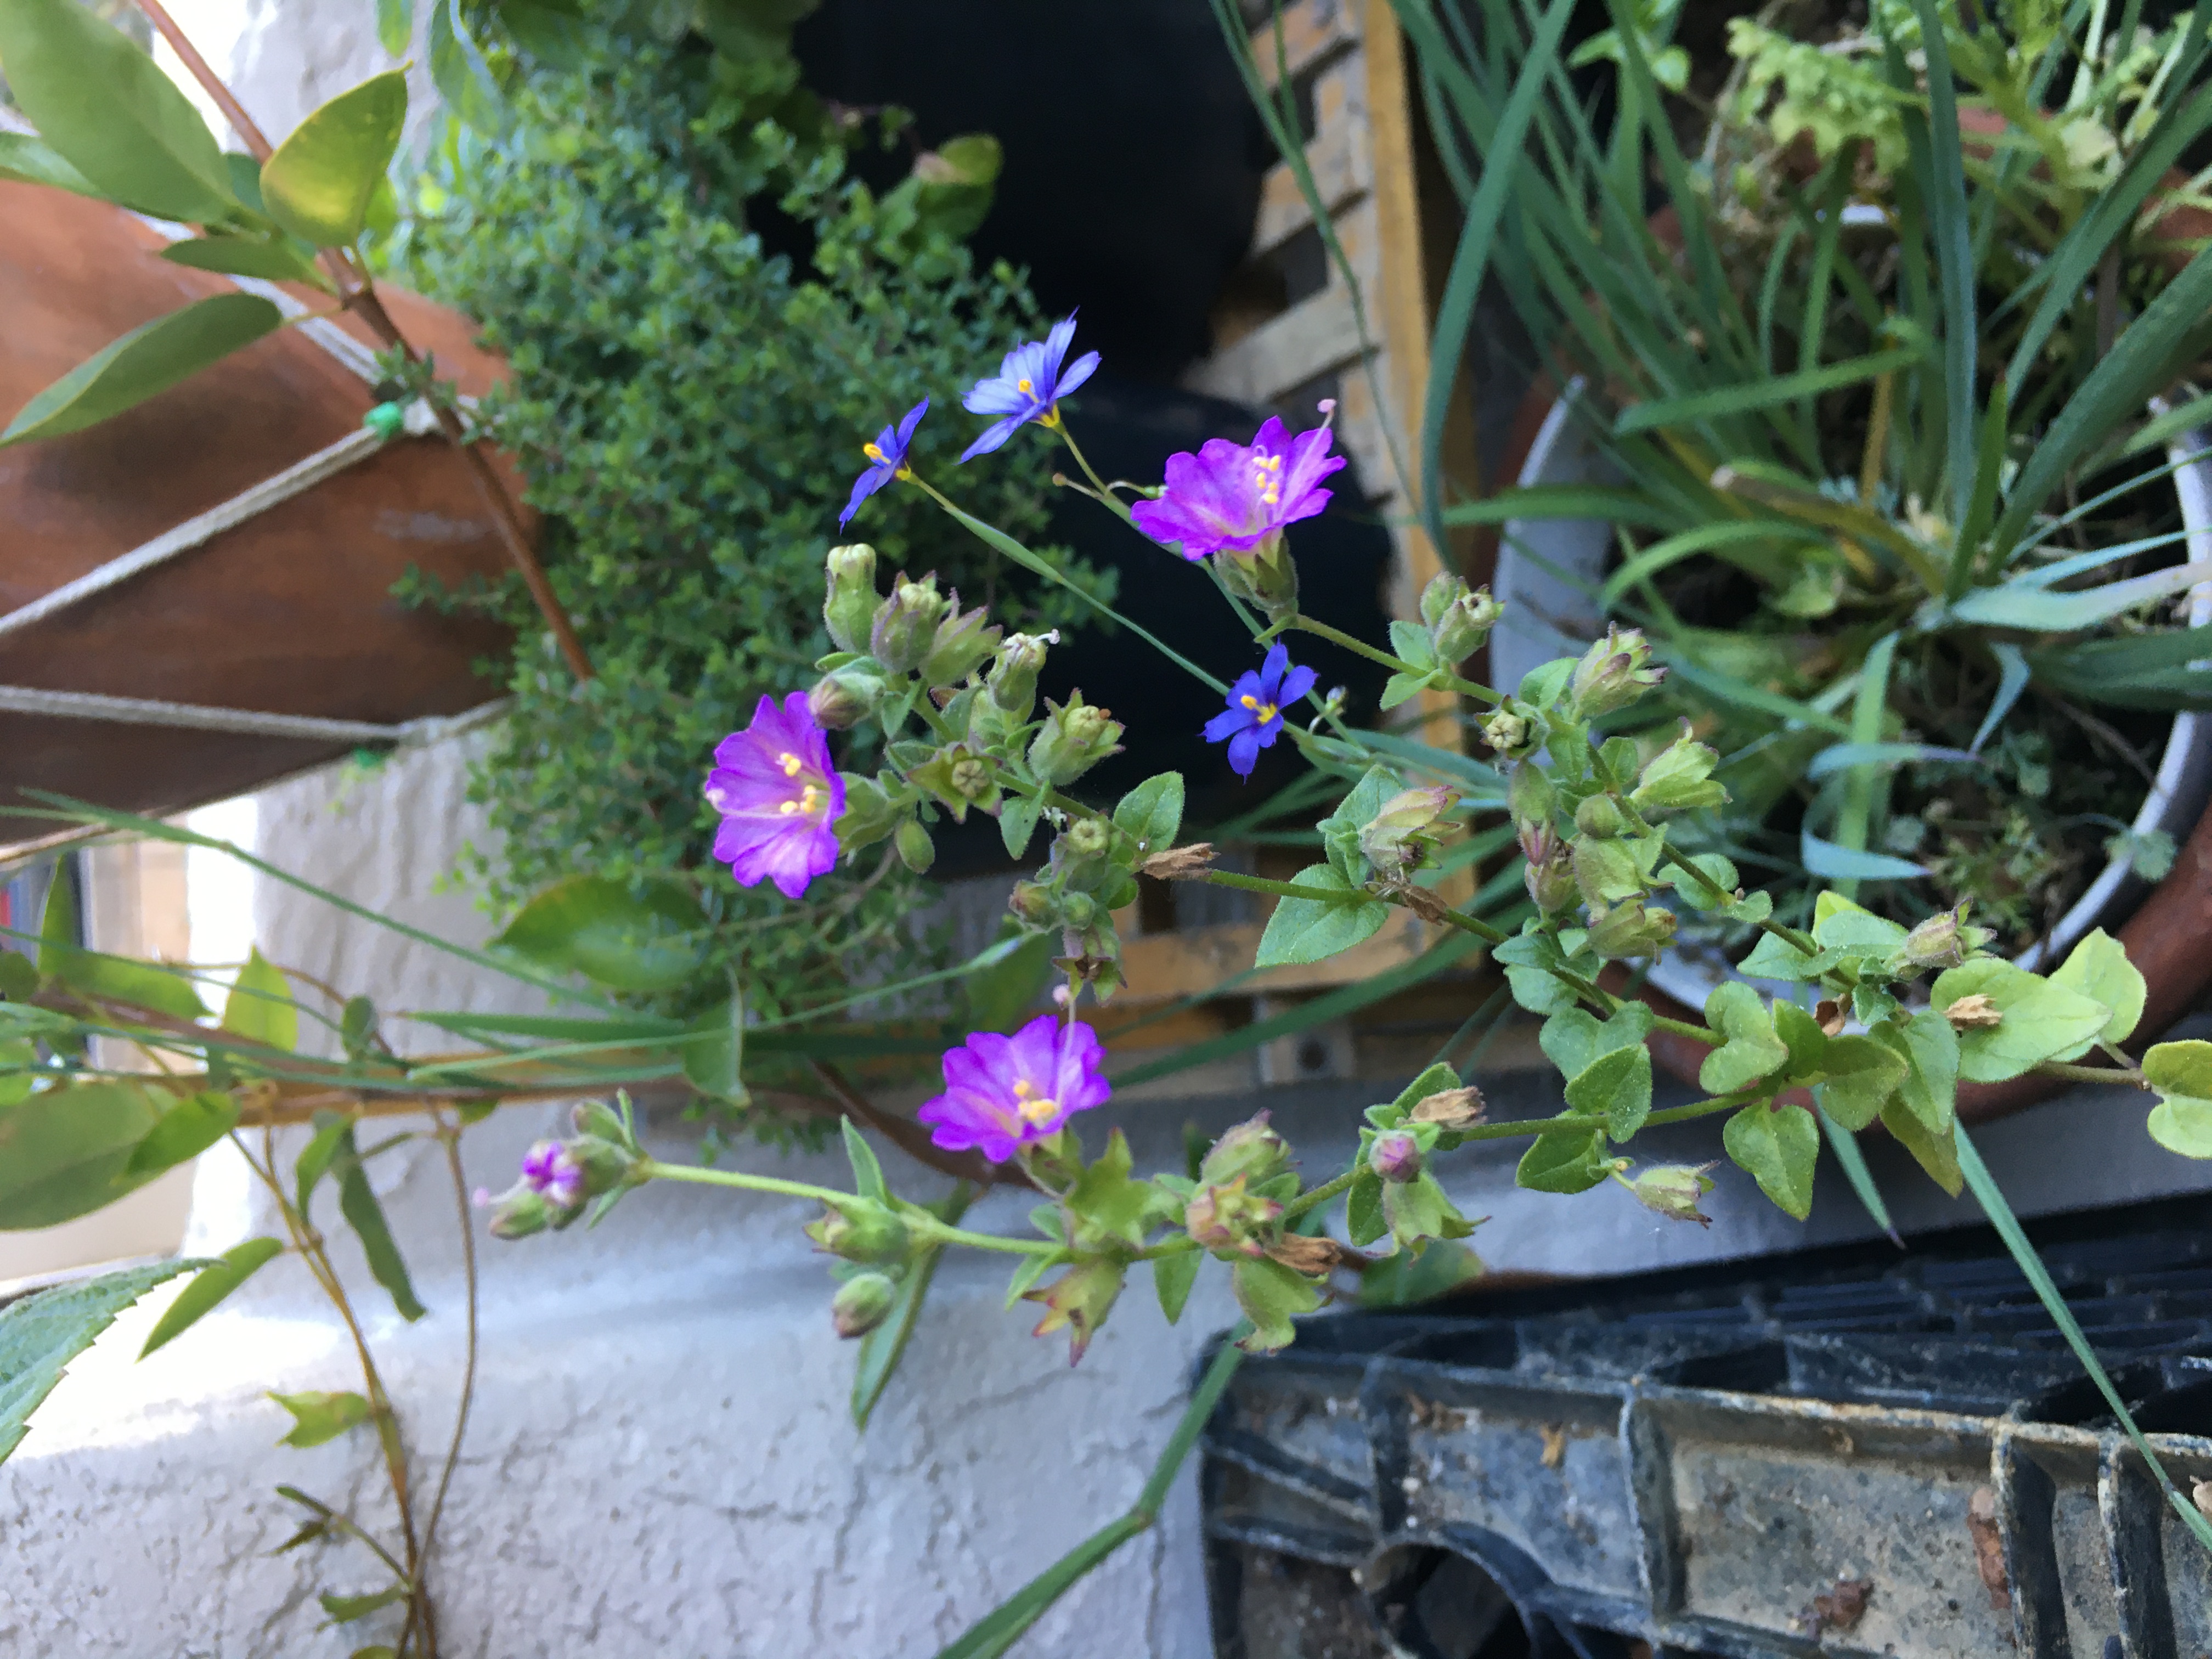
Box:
[1129,409,1347,558]
[918,1013,1111,1163]
[1204,642,1316,777]
[704,692,847,900]
[520,1140,585,1210]
[959,314,1099,462]
[840,398,928,529]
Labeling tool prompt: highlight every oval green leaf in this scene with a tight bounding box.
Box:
[259,70,409,247]
[125,1090,241,1178]
[138,1237,283,1358]
[1252,864,1391,969]
[160,234,331,289]
[493,874,708,992]
[222,949,299,1051]
[2,294,283,448]
[0,1081,166,1229]
[0,131,97,196]
[1722,1101,1819,1220]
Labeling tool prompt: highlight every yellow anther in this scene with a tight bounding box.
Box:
[778,751,804,777]
[1018,377,1035,394]
[864,442,887,464]
[1012,1077,1061,1126]
[1239,694,1278,720]
[778,783,825,818]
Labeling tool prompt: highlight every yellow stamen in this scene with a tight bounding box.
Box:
[1018,377,1034,393]
[777,751,804,777]
[1012,1077,1060,1126]
[1239,694,1278,721]
[779,783,825,817]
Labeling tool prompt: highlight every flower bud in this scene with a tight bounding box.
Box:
[1199,1110,1292,1187]
[1421,575,1502,664]
[1575,793,1627,839]
[1586,897,1678,960]
[1023,1257,1127,1363]
[1630,1163,1716,1227]
[808,666,884,730]
[806,1200,911,1265]
[832,1271,898,1339]
[1506,760,1555,830]
[1184,1174,1283,1258]
[1629,725,1725,815]
[1369,1129,1423,1183]
[486,1186,557,1240]
[1892,903,1993,974]
[988,632,1051,720]
[1358,786,1458,878]
[895,818,936,873]
[1028,692,1125,786]
[1571,834,1645,908]
[1216,543,1300,622]
[1481,707,1539,760]
[563,1133,637,1199]
[1569,625,1667,720]
[870,573,949,673]
[1059,889,1097,929]
[1064,816,1111,860]
[1519,822,1577,914]
[823,544,879,653]
[1008,879,1055,924]
[921,599,1002,689]
[571,1099,630,1146]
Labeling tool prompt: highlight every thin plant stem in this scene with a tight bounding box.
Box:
[639,1161,1058,1255]
[1052,421,1132,523]
[412,1120,481,1638]
[1287,614,1503,706]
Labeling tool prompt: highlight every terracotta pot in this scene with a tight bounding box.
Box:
[0,182,529,844]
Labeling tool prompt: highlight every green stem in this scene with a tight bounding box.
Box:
[1651,1013,1719,1047]
[1053,421,1133,524]
[2032,1060,2147,1087]
[1665,853,1819,956]
[638,1161,1058,1256]
[1288,616,1502,706]
[1200,869,1516,947]
[1280,1167,1358,1223]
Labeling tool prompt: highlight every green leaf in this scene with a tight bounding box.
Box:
[1357,1239,1483,1307]
[0,131,97,196]
[1930,960,2113,1083]
[1536,1002,1652,1077]
[1230,1255,1323,1352]
[852,1184,971,1429]
[964,931,1054,1034]
[139,1237,283,1358]
[259,71,408,247]
[1722,1102,1819,1220]
[1111,773,1183,857]
[1698,982,1789,1095]
[0,1259,207,1460]
[335,1126,425,1322]
[1251,863,1390,968]
[1874,1008,1959,1134]
[1152,1250,1201,1325]
[1346,1167,1387,1246]
[376,0,413,55]
[2,294,284,449]
[1810,1034,1907,1132]
[842,1118,888,1204]
[2143,1039,2212,1157]
[427,0,505,133]
[269,1388,371,1448]
[222,949,298,1050]
[493,874,707,992]
[1771,999,1829,1077]
[319,1585,409,1623]
[37,872,209,1020]
[1380,670,1435,710]
[294,1114,350,1219]
[160,235,330,287]
[1738,932,1843,981]
[2049,928,2145,1051]
[0,1080,167,1229]
[1615,343,1923,434]
[1810,891,1910,956]
[682,992,747,1103]
[125,1090,240,1178]
[998,795,1041,860]
[1562,1045,1652,1141]
[0,0,236,220]
[1515,1122,1611,1194]
[1881,1097,1961,1195]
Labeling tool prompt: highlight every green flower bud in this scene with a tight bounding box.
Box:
[1629,724,1726,816]
[563,1133,638,1199]
[1065,816,1112,860]
[907,740,1002,822]
[1008,880,1055,924]
[1184,1173,1283,1259]
[1890,902,1993,974]
[1028,692,1125,786]
[836,772,903,854]
[823,544,879,654]
[895,818,936,873]
[1199,1110,1291,1187]
[988,631,1051,720]
[805,1200,912,1265]
[870,573,949,673]
[921,599,1003,689]
[1060,889,1097,929]
[1568,625,1667,720]
[1519,822,1577,914]
[1506,761,1555,831]
[487,1187,556,1240]
[1023,1256,1127,1363]
[1216,543,1300,622]
[1358,785,1458,877]
[570,1099,631,1148]
[1586,897,1678,960]
[1629,1163,1716,1227]
[1420,574,1502,664]
[1574,793,1627,839]
[1481,706,1539,760]
[808,665,884,730]
[1571,834,1645,907]
[832,1271,898,1339]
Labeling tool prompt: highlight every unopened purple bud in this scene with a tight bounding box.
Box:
[1369,1130,1422,1183]
[520,1139,586,1211]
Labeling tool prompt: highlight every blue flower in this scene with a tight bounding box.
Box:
[1204,642,1316,777]
[958,314,1100,462]
[840,398,929,528]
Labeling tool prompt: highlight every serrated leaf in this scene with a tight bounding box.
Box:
[1252,864,1390,968]
[125,1090,240,1178]
[1111,773,1183,857]
[2,294,282,448]
[1,1259,207,1462]
[139,1237,283,1358]
[1698,982,1789,1094]
[1931,960,2113,1083]
[1810,1034,1907,1132]
[2049,928,2145,1052]
[1722,1102,1818,1219]
[223,950,298,1051]
[0,1080,167,1229]
[1152,1250,1201,1325]
[270,1388,371,1448]
[1515,1122,1611,1193]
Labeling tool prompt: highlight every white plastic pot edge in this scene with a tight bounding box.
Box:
[1493,382,2212,1010]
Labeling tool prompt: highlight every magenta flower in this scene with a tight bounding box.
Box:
[1204,642,1316,777]
[918,1013,1111,1163]
[520,1141,585,1210]
[1129,409,1347,558]
[959,314,1099,461]
[840,397,928,528]
[704,692,847,900]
